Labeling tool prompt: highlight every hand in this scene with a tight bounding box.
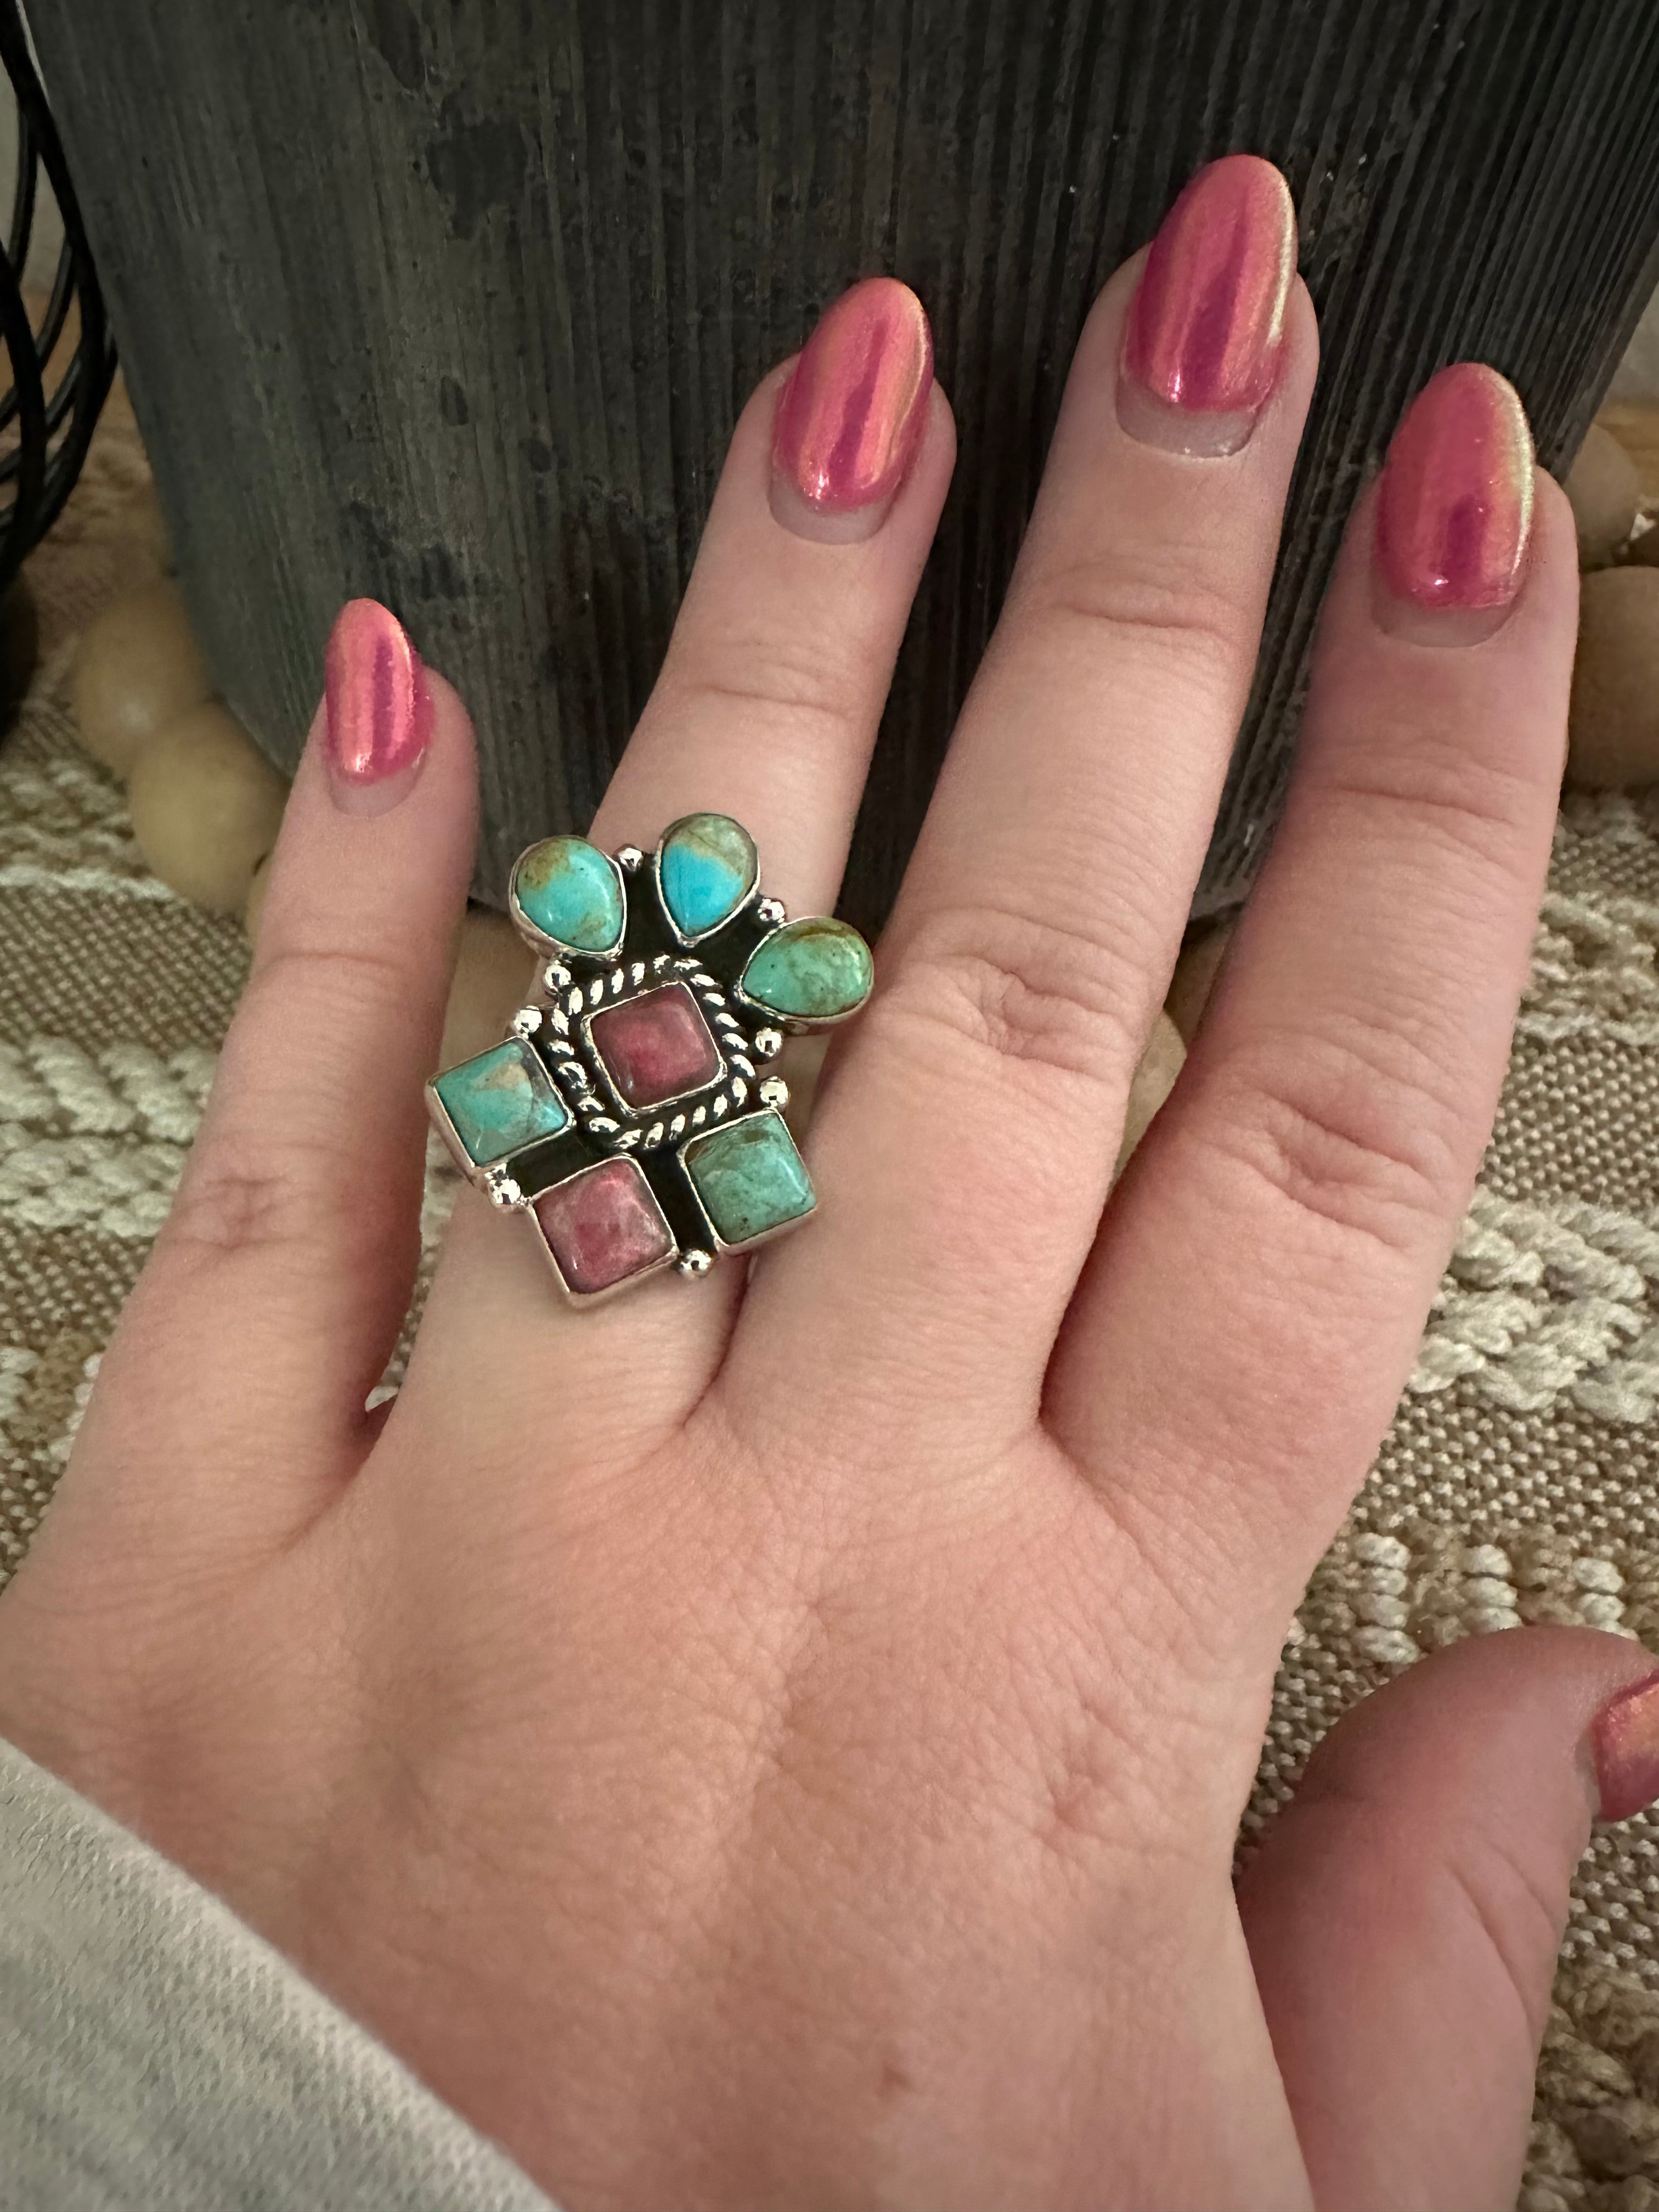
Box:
[0,157,1630,2210]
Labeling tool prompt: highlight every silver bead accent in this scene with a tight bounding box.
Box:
[758,1075,789,1110]
[510,1005,543,1037]
[486,1170,523,1210]
[615,845,645,873]
[757,897,787,927]
[678,1249,714,1278]
[753,1028,783,1059]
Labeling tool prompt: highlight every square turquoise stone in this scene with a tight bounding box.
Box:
[681,1108,815,1248]
[432,1039,570,1166]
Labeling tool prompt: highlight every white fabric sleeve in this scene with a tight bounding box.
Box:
[0,1734,558,2211]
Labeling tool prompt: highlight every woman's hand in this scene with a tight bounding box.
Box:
[0,157,1631,2210]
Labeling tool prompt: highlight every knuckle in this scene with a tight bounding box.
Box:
[1321,724,1549,878]
[1200,1021,1477,1260]
[251,940,414,1018]
[155,947,420,1268]
[1288,1770,1560,2046]
[1440,1826,1565,2043]
[660,635,867,758]
[1013,551,1251,695]
[874,900,1145,1092]
[161,1126,348,1267]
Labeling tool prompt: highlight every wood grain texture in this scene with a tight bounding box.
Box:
[30,0,1659,921]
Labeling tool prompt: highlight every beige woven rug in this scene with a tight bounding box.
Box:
[4,409,1659,2209]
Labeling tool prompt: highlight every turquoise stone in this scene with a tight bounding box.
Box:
[658,813,757,940]
[739,916,873,1022]
[512,836,624,955]
[432,1039,570,1165]
[682,1108,815,1248]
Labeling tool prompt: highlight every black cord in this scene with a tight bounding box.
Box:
[0,0,115,594]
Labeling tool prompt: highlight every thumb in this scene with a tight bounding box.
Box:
[1238,1626,1659,2212]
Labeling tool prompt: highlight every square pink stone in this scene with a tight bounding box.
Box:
[590,982,722,1111]
[533,1156,675,1295]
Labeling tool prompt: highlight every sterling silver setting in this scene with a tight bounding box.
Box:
[425,814,874,1306]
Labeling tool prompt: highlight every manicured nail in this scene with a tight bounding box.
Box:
[323,597,432,815]
[1118,154,1296,458]
[1592,1671,1659,1822]
[770,277,933,543]
[1374,364,1534,646]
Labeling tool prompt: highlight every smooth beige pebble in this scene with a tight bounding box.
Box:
[1165,921,1234,1046]
[438,907,538,1069]
[71,579,211,777]
[129,702,288,912]
[1566,424,1641,568]
[1599,401,1659,511]
[1114,1011,1186,1180]
[1567,567,1659,790]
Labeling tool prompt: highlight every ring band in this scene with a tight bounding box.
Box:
[426,814,873,1303]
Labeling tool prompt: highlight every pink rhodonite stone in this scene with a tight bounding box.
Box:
[590,982,722,1110]
[534,1157,675,1295]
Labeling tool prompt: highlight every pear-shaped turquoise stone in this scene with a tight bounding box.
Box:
[658,812,757,940]
[740,916,873,1022]
[512,836,624,955]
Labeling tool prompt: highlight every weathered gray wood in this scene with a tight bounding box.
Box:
[30,1,1659,921]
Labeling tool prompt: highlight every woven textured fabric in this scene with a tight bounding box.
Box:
[4,410,1659,2207]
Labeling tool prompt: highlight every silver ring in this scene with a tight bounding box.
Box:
[426,812,873,1304]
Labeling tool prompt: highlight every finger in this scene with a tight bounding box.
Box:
[592,275,952,915]
[409,284,952,1425]
[733,158,1316,1434]
[1239,1628,1658,2212]
[1052,372,1577,1635]
[63,605,476,1547]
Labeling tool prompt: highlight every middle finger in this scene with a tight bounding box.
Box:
[736,157,1317,1436]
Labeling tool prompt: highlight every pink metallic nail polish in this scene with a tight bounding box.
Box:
[323,597,432,811]
[1592,1671,1659,1823]
[771,277,933,534]
[1119,154,1296,457]
[1374,363,1534,642]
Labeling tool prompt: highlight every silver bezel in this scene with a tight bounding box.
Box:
[423,1039,569,1201]
[581,979,728,1121]
[651,814,760,948]
[535,953,758,1155]
[506,838,627,964]
[528,1153,680,1305]
[731,929,873,1031]
[674,1106,818,1257]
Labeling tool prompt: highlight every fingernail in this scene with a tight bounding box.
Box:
[323,597,432,816]
[770,276,933,543]
[1593,1671,1659,1822]
[1118,154,1296,458]
[1374,364,1535,646]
